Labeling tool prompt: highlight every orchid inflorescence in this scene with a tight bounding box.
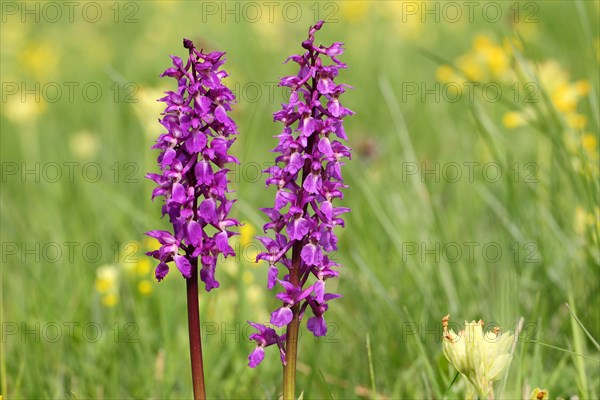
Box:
[146,38,240,291]
[247,20,354,368]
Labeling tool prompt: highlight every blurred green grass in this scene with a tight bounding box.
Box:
[1,1,599,399]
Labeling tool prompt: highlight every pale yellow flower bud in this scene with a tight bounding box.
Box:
[442,315,514,399]
[529,387,549,400]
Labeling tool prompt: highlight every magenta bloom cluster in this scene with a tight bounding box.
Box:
[146,38,240,291]
[248,21,353,368]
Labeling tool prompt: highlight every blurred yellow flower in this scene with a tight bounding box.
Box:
[246,284,263,305]
[242,271,254,285]
[435,65,458,83]
[221,258,238,278]
[574,206,596,236]
[457,54,483,81]
[240,222,256,247]
[582,133,598,156]
[138,280,153,295]
[552,80,590,113]
[502,111,527,129]
[569,132,599,178]
[143,236,158,252]
[534,61,590,118]
[566,113,588,129]
[136,258,152,276]
[18,41,59,80]
[95,265,119,294]
[341,1,368,22]
[473,35,510,78]
[502,37,524,56]
[252,21,285,51]
[3,95,47,123]
[385,2,432,43]
[101,293,119,308]
[501,60,591,138]
[487,47,509,76]
[511,20,539,42]
[69,130,99,160]
[443,35,513,83]
[442,315,513,400]
[135,87,169,138]
[502,107,537,130]
[96,265,120,308]
[535,60,568,93]
[473,35,493,52]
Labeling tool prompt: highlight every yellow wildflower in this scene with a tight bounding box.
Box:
[341,1,368,22]
[138,280,153,295]
[95,265,119,307]
[242,271,254,285]
[535,60,569,93]
[473,36,509,78]
[457,54,483,81]
[474,35,494,52]
[502,37,522,55]
[3,95,47,123]
[95,265,119,294]
[436,65,457,83]
[18,41,59,80]
[575,206,598,236]
[136,258,152,276]
[552,80,590,113]
[135,87,169,138]
[240,222,256,247]
[101,293,119,308]
[502,111,527,129]
[566,113,588,129]
[143,236,158,252]
[582,133,598,156]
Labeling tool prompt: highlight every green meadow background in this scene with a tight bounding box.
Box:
[1,1,599,399]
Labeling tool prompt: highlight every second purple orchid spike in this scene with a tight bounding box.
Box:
[248,19,353,400]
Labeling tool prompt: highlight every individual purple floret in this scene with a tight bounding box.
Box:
[247,322,287,368]
[248,21,353,368]
[146,38,240,291]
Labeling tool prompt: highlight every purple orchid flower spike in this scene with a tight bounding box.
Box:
[146,38,240,291]
[247,20,353,400]
[146,38,240,400]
